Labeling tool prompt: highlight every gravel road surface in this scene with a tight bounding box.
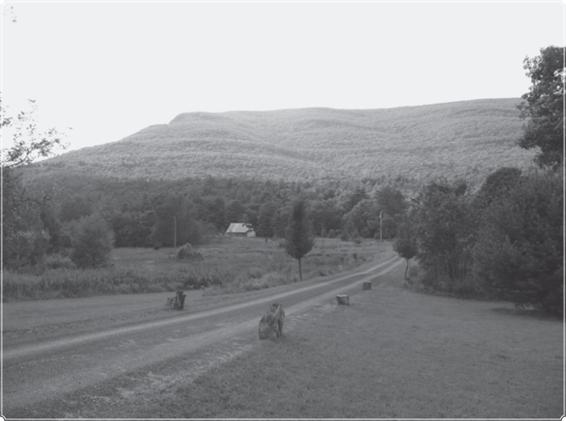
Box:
[3,254,402,417]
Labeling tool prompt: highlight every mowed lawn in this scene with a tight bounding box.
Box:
[140,265,563,419]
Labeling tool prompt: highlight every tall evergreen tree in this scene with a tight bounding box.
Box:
[285,200,314,281]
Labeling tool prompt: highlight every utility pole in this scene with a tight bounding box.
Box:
[173,216,177,248]
[379,210,383,242]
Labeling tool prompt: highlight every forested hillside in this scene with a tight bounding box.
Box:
[26,98,535,185]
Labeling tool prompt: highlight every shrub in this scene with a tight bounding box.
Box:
[3,230,50,269]
[70,214,114,268]
[44,254,76,270]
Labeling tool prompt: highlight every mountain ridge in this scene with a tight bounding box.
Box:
[28,98,535,186]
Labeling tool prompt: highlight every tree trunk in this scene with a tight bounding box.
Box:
[298,258,303,281]
[404,258,409,280]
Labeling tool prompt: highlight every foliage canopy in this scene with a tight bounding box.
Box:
[518,46,564,169]
[285,200,315,281]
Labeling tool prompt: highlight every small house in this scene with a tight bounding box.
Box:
[225,222,256,238]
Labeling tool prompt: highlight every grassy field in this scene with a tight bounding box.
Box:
[3,237,388,301]
[133,264,563,418]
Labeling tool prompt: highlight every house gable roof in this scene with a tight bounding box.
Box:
[225,222,254,234]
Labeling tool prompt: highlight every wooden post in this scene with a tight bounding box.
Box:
[336,294,350,305]
[362,281,372,290]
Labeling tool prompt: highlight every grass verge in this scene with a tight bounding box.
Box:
[137,266,562,418]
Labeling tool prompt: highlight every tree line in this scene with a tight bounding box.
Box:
[394,46,563,315]
[395,168,562,315]
[3,165,409,269]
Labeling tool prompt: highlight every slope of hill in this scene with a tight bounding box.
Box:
[28,98,536,185]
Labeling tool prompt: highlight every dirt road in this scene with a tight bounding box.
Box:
[3,254,402,417]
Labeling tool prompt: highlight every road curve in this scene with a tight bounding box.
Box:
[3,255,402,416]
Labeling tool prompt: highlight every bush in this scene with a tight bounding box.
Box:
[70,214,114,268]
[44,254,76,270]
[2,169,48,269]
[3,230,50,269]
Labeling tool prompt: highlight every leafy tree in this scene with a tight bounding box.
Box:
[225,199,246,223]
[393,219,417,280]
[1,96,64,268]
[375,186,408,239]
[380,214,398,240]
[518,46,564,169]
[244,208,258,228]
[273,206,291,238]
[472,173,563,314]
[256,202,277,240]
[111,211,153,247]
[472,167,522,213]
[202,196,226,231]
[1,97,64,168]
[40,198,63,252]
[341,186,368,213]
[413,181,473,289]
[150,194,202,247]
[376,186,407,219]
[59,196,93,222]
[310,199,342,236]
[343,199,380,238]
[285,200,315,281]
[70,213,114,268]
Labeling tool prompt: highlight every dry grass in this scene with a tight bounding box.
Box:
[139,265,562,418]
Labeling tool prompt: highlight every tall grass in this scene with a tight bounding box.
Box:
[3,238,387,301]
[3,266,231,301]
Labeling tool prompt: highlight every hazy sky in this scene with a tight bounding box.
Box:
[1,1,564,151]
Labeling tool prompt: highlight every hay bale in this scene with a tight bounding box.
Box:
[336,294,350,305]
[176,243,203,261]
[362,281,372,290]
